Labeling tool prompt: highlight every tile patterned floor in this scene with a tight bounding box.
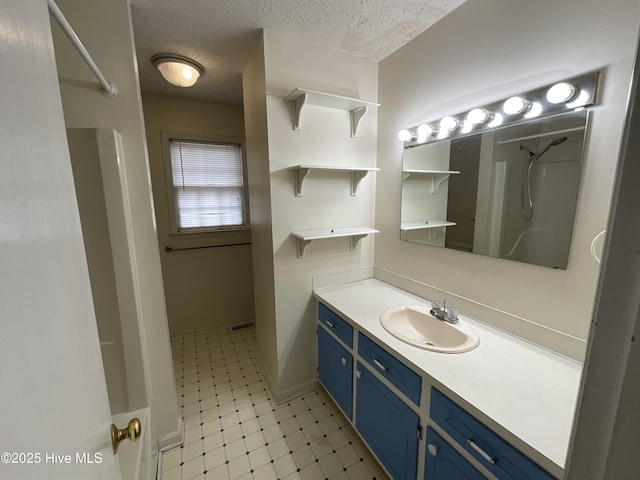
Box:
[160,325,389,480]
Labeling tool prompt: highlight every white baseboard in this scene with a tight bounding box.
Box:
[156,416,183,480]
[254,350,278,399]
[169,313,255,337]
[158,414,184,451]
[254,351,319,405]
[273,378,319,405]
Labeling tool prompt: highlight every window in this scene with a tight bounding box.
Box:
[166,138,247,233]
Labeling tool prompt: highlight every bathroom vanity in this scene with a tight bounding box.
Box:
[314,278,581,480]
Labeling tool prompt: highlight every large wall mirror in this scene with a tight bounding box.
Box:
[400,110,588,269]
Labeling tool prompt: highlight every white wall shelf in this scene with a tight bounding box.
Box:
[291,227,379,258]
[402,169,460,193]
[401,221,456,242]
[288,164,379,196]
[284,88,380,137]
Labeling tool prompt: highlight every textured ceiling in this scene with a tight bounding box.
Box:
[131,0,466,105]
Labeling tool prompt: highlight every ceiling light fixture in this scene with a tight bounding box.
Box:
[152,54,203,88]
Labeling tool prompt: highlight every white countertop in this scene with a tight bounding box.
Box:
[313,278,582,470]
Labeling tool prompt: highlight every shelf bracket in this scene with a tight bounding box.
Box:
[296,238,312,258]
[426,227,445,242]
[351,170,369,196]
[351,234,367,251]
[293,167,311,197]
[430,174,451,194]
[350,106,369,137]
[291,93,307,131]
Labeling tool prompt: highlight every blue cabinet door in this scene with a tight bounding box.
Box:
[356,363,419,480]
[425,428,487,480]
[317,326,353,419]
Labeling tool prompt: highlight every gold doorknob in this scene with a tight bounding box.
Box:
[111,418,141,454]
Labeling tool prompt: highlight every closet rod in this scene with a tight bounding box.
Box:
[48,0,118,97]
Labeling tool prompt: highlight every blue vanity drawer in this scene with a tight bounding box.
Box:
[358,332,422,406]
[318,302,353,348]
[430,388,555,480]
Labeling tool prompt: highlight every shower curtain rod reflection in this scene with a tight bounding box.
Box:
[498,126,584,145]
[165,242,251,253]
[48,0,118,97]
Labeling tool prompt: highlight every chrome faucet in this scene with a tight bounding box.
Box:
[430,299,459,324]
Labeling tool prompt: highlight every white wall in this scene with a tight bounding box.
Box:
[375,0,640,360]
[67,129,129,415]
[0,1,119,478]
[51,0,180,446]
[566,32,640,478]
[142,93,255,335]
[242,33,280,394]
[243,29,378,400]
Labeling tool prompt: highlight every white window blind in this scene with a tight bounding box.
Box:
[169,140,246,231]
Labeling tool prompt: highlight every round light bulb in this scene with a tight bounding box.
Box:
[467,108,491,124]
[546,82,576,104]
[524,102,543,119]
[566,90,590,109]
[460,121,473,134]
[398,129,414,142]
[503,96,529,115]
[417,124,434,142]
[440,116,459,131]
[487,113,504,128]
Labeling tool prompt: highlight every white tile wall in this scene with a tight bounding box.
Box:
[161,326,389,480]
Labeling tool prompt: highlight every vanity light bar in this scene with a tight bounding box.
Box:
[399,71,599,148]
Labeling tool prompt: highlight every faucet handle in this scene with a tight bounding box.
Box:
[446,307,459,323]
[431,300,441,311]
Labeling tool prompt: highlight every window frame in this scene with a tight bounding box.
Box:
[161,131,250,236]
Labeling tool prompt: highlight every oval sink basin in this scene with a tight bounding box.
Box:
[380,305,480,353]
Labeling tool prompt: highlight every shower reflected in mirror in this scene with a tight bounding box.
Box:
[400,110,588,269]
[520,136,568,220]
